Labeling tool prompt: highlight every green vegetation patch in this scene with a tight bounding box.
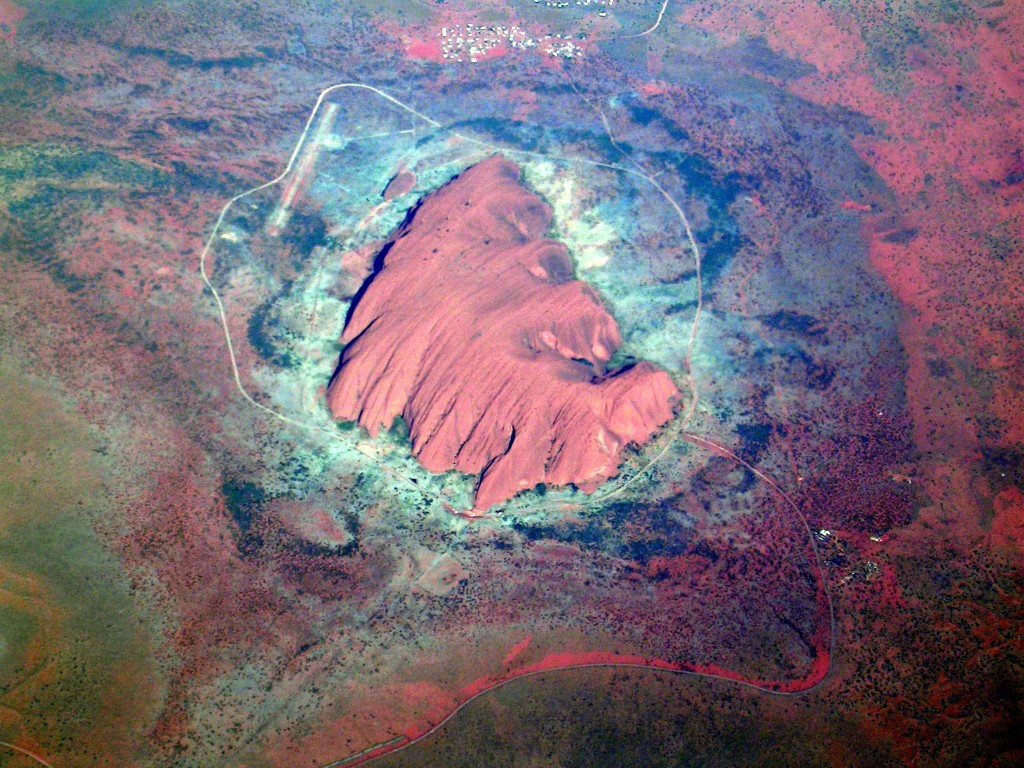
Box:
[0,361,159,762]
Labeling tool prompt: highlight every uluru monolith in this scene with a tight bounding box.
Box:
[327,155,679,510]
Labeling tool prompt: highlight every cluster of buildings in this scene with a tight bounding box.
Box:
[816,529,881,586]
[438,23,582,62]
[543,38,583,58]
[533,0,614,12]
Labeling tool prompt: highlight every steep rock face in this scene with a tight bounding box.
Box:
[327,156,679,510]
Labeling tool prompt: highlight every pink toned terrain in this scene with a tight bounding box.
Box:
[327,156,679,510]
[382,169,416,201]
[0,1,24,42]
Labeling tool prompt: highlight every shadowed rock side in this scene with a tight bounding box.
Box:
[327,156,680,510]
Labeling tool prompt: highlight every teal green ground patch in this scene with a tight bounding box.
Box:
[204,84,703,514]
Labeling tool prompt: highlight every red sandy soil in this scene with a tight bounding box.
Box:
[665,6,1024,762]
[453,647,829,702]
[405,38,444,62]
[327,156,679,510]
[991,486,1024,558]
[0,0,24,42]
[337,644,832,766]
[382,169,416,201]
[678,0,1024,479]
[502,634,533,665]
[3,3,1018,763]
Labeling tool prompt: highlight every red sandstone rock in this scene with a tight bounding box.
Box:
[327,156,679,510]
